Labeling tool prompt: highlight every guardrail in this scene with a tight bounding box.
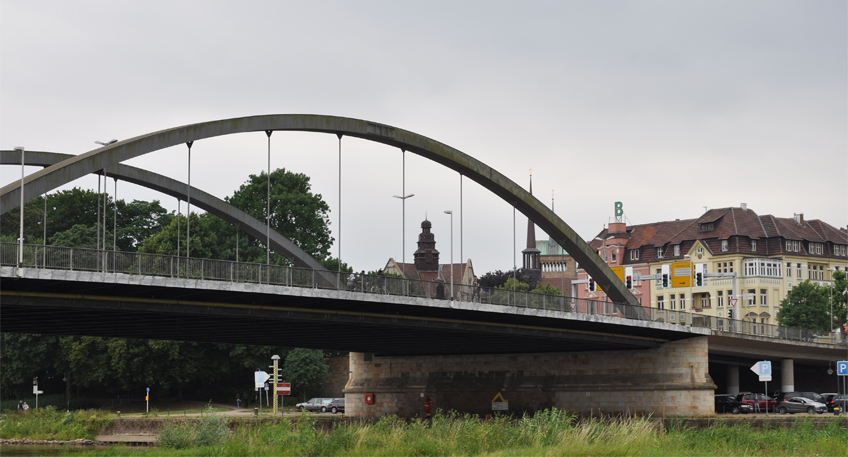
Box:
[2,243,841,345]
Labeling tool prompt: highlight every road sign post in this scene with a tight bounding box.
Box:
[146,387,150,413]
[751,361,771,416]
[271,355,281,415]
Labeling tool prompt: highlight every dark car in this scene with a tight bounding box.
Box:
[295,398,333,412]
[327,397,345,414]
[823,393,847,413]
[774,391,825,407]
[715,394,754,414]
[736,393,776,412]
[775,397,827,414]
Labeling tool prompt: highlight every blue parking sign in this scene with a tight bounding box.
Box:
[838,361,848,376]
[758,361,771,375]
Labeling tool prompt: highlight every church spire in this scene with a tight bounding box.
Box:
[522,171,541,271]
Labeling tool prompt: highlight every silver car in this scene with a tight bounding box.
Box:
[776,397,827,414]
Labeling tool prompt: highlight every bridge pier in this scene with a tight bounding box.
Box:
[344,337,715,418]
[726,366,739,395]
[781,359,794,392]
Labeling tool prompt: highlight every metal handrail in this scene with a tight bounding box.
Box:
[1,242,839,345]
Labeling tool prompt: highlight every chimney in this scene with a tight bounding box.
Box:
[794,213,805,225]
[740,203,747,212]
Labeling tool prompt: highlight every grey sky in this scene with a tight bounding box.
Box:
[1,0,845,275]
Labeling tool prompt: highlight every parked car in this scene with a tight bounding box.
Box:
[327,397,345,414]
[773,391,825,405]
[775,397,827,414]
[735,393,776,412]
[295,398,333,412]
[715,394,754,414]
[823,393,847,413]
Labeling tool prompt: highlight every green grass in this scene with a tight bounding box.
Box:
[0,406,112,441]
[4,408,848,456]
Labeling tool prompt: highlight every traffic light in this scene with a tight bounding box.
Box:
[694,263,704,286]
[625,267,633,289]
[588,278,595,291]
[661,264,670,288]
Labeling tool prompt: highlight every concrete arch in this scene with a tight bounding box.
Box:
[0,150,333,282]
[0,115,637,306]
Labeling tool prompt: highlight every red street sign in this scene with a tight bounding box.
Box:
[276,383,291,395]
[729,298,738,308]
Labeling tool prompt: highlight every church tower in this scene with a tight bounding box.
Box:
[413,219,440,271]
[522,173,541,271]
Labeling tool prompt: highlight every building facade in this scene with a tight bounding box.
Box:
[576,205,848,327]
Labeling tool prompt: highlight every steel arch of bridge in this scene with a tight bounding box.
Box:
[0,114,637,306]
[0,150,331,280]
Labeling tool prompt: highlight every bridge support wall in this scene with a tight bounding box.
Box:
[345,337,714,418]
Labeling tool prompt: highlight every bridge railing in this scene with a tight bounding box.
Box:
[2,243,839,345]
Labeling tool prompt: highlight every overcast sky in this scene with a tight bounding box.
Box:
[1,1,846,275]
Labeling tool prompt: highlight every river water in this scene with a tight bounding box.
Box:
[0,445,107,456]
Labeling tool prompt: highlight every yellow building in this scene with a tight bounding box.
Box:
[584,205,847,328]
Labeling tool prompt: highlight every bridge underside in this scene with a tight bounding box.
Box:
[0,269,697,356]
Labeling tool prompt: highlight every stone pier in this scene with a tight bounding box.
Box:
[345,336,715,418]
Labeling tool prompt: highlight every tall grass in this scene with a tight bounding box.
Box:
[0,406,112,440]
[6,408,848,456]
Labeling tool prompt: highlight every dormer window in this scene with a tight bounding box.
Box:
[673,245,681,256]
[611,250,617,262]
[700,222,715,231]
[657,247,664,258]
[751,240,757,251]
[721,240,729,252]
[630,249,640,260]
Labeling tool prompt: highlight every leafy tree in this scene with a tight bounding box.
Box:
[226,169,333,263]
[499,277,530,292]
[532,282,562,295]
[50,224,108,249]
[139,213,219,259]
[0,333,60,398]
[828,270,847,332]
[777,281,831,331]
[479,270,512,289]
[283,349,328,401]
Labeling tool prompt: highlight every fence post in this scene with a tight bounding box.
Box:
[70,248,74,271]
[201,259,204,280]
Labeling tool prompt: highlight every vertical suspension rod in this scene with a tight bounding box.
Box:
[266,130,273,266]
[337,134,343,276]
[186,141,193,259]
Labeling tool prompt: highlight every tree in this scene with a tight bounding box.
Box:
[50,224,107,249]
[829,270,847,332]
[283,349,328,401]
[139,213,220,259]
[777,281,831,331]
[226,168,333,263]
[532,282,562,295]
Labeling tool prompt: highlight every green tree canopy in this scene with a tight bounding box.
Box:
[777,281,831,331]
[283,349,328,401]
[226,168,333,263]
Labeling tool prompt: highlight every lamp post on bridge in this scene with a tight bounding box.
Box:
[444,210,454,301]
[393,193,414,271]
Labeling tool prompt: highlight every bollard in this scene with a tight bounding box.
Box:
[117,411,121,418]
[254,406,259,416]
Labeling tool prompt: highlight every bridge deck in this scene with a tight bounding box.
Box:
[1,267,708,356]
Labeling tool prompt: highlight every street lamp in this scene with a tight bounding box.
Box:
[444,210,454,301]
[393,193,414,270]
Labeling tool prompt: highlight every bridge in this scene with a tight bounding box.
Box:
[2,115,845,418]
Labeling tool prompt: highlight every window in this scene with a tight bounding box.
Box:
[728,290,734,307]
[808,264,811,279]
[630,249,640,260]
[743,259,783,278]
[797,263,801,278]
[700,222,715,231]
[751,240,757,251]
[670,294,676,310]
[602,250,607,261]
[748,289,756,306]
[673,245,681,256]
[718,311,724,318]
[717,290,723,308]
[657,295,665,310]
[657,247,664,258]
[729,262,734,273]
[760,289,767,306]
[787,262,792,278]
[721,240,729,251]
[611,250,616,262]
[793,241,799,252]
[697,246,704,255]
[785,240,791,251]
[680,293,686,310]
[701,296,708,308]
